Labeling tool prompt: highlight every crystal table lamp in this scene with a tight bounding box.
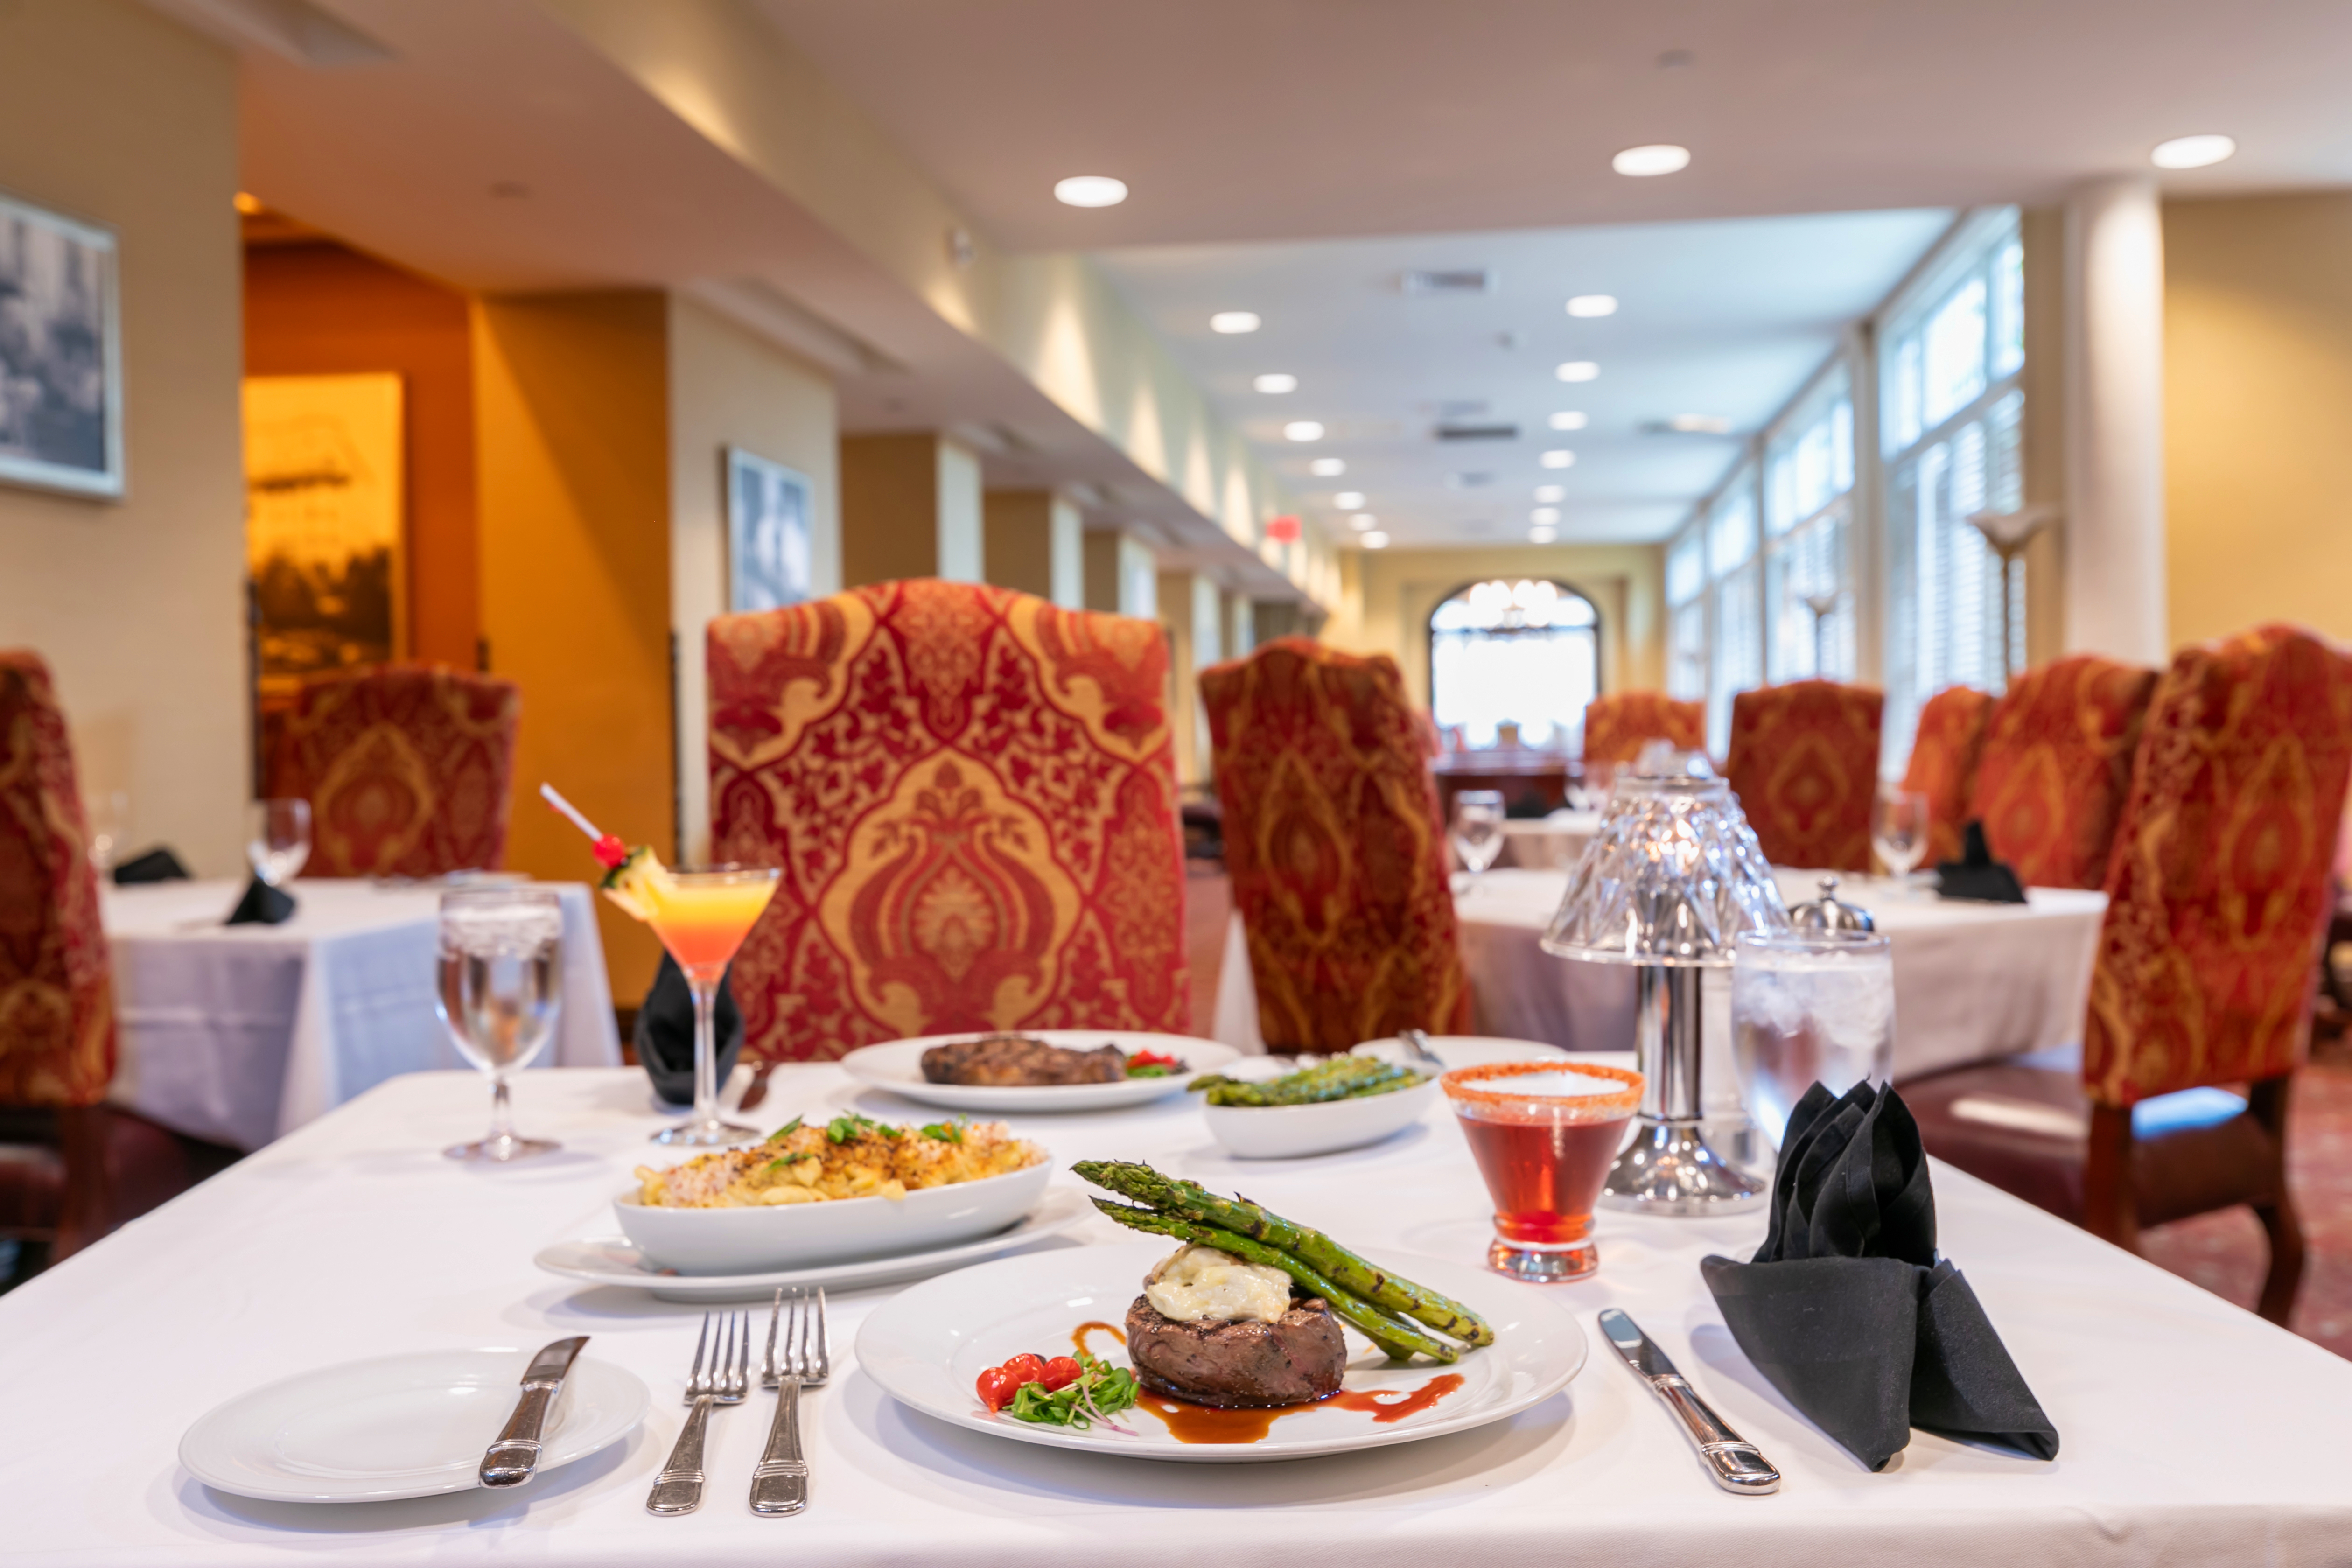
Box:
[1540,750,1790,1214]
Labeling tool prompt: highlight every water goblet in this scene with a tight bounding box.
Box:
[1443,1060,1644,1282]
[1871,785,1931,882]
[1730,929,1895,1152]
[1451,790,1505,878]
[436,885,565,1162]
[246,798,312,887]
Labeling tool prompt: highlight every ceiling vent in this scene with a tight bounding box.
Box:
[1435,423,1520,442]
[1640,415,1737,437]
[1402,268,1496,296]
[1447,471,1496,490]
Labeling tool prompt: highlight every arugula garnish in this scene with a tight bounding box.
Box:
[826,1111,900,1143]
[1004,1355,1139,1430]
[920,1119,967,1143]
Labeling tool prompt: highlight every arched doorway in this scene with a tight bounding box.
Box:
[1428,578,1601,750]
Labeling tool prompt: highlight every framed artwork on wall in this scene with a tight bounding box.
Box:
[726,445,812,612]
[0,189,123,498]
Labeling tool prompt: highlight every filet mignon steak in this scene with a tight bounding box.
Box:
[920,1035,1127,1086]
[1123,1295,1346,1408]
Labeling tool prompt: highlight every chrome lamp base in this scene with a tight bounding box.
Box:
[1600,1115,1764,1215]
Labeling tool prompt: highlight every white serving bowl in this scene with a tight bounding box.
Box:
[1350,1035,1577,1072]
[614,1157,1053,1276]
[1201,1076,1441,1160]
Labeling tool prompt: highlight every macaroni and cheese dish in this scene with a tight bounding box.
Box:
[633,1113,1043,1208]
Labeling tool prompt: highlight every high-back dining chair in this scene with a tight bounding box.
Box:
[1970,653,2158,890]
[707,579,1190,1061]
[1583,691,1706,765]
[1907,625,2352,1324]
[1722,679,1884,870]
[1200,638,1472,1053]
[266,665,520,878]
[1902,685,1995,867]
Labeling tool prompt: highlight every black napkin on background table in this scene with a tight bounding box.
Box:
[112,846,190,884]
[636,952,745,1107]
[1935,819,2027,904]
[1699,1080,2059,1471]
[224,875,296,925]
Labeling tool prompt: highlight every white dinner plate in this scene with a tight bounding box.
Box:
[841,1032,1239,1113]
[536,1186,1093,1299]
[180,1348,649,1503]
[1352,1035,1582,1072]
[857,1239,1587,1463]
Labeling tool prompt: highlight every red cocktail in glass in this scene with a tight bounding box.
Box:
[1443,1060,1644,1282]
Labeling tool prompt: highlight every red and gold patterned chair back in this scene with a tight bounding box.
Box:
[1971,654,2158,890]
[2085,625,2352,1106]
[266,665,520,878]
[708,580,1189,1061]
[0,652,115,1108]
[1201,638,1472,1053]
[1583,691,1706,764]
[1723,679,1884,870]
[1902,685,1995,867]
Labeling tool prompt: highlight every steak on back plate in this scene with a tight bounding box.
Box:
[920,1035,1127,1086]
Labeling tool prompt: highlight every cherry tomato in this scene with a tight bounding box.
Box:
[1129,1050,1178,1068]
[1039,1356,1083,1392]
[1001,1352,1049,1389]
[976,1367,1020,1411]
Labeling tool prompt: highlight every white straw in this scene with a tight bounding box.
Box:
[538,783,603,843]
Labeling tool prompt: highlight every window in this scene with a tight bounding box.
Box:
[1666,532,1707,702]
[1882,210,2025,769]
[1763,364,1857,683]
[1429,579,1600,749]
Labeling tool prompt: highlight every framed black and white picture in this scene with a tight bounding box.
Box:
[726,445,812,613]
[0,190,122,498]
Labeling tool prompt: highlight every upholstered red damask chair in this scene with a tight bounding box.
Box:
[1969,653,2158,890]
[1722,679,1884,870]
[1908,625,2352,1325]
[1902,685,1995,867]
[1201,638,1473,1054]
[266,665,520,878]
[1583,691,1706,765]
[707,580,1190,1062]
[0,652,207,1266]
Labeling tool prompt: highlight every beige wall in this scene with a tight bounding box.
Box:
[667,295,840,865]
[983,490,1082,606]
[0,2,244,873]
[2163,192,2352,649]
[1325,543,1668,710]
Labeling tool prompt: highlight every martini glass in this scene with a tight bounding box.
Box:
[615,866,781,1146]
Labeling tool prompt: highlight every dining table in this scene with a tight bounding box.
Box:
[101,877,624,1151]
[3,1061,2347,1566]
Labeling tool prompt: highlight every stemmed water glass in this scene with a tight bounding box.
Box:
[435,885,566,1162]
[246,799,312,887]
[1452,790,1505,880]
[1871,785,1932,884]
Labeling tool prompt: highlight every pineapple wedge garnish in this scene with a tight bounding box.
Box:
[599,843,675,922]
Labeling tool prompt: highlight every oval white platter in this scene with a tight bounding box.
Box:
[535,1187,1093,1299]
[180,1348,648,1503]
[857,1238,1587,1463]
[841,1032,1239,1113]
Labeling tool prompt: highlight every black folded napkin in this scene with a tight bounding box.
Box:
[112,846,190,884]
[636,952,745,1106]
[224,875,296,925]
[1700,1080,2058,1471]
[1935,819,2027,903]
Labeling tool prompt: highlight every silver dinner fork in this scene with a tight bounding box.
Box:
[1397,1029,1449,1075]
[646,1311,750,1516]
[750,1287,830,1517]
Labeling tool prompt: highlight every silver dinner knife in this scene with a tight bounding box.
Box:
[479,1337,590,1488]
[1596,1309,1780,1495]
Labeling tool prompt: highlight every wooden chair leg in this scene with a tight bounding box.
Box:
[2249,1076,2305,1327]
[2081,1102,2140,1253]
[51,1104,115,1262]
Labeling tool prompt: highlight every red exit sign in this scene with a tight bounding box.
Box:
[1264,514,1302,544]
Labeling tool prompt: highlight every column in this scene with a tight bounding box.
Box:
[1081,528,1159,617]
[982,489,1084,606]
[2062,176,2169,664]
[1225,592,1255,662]
[840,432,983,586]
[1157,571,1224,787]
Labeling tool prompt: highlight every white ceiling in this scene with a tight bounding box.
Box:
[1096,210,1955,546]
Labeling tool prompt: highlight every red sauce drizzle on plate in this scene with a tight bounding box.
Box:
[1071,1320,1126,1359]
[1068,1319,1466,1445]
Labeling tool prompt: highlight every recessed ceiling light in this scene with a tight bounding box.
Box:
[1667,413,1733,434]
[1540,449,1576,469]
[1310,457,1346,476]
[1210,311,1261,334]
[1284,420,1325,442]
[1555,361,1600,383]
[1360,531,1390,550]
[1566,295,1618,318]
[1613,144,1691,177]
[1532,507,1560,524]
[1253,373,1298,394]
[1349,513,1377,531]
[1334,490,1366,510]
[1054,175,1128,207]
[1548,411,1588,431]
[1529,526,1557,544]
[2151,133,2236,170]
[1534,484,1566,503]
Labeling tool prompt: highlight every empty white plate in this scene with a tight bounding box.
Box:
[841,1032,1239,1113]
[180,1347,649,1503]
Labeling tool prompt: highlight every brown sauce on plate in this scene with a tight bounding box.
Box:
[1068,1318,1465,1445]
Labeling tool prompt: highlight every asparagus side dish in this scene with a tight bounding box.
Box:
[1189,1056,1424,1106]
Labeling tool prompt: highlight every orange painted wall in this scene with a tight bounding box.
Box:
[474,291,674,998]
[242,241,480,669]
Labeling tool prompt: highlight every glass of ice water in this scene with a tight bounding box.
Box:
[1872,785,1932,882]
[1730,929,1895,1153]
[1452,790,1506,877]
[435,885,565,1162]
[245,798,312,887]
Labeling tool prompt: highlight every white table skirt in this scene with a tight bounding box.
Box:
[1214,868,2107,1083]
[2,1064,2346,1565]
[102,879,623,1150]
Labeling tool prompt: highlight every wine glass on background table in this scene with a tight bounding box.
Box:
[1730,929,1894,1152]
[1451,790,1505,880]
[436,885,565,1162]
[246,799,311,887]
[1871,785,1931,886]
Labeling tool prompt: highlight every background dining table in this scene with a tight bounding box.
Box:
[5,1062,2346,1566]
[101,878,623,1150]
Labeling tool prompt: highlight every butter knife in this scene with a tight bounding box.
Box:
[479,1337,590,1488]
[1596,1309,1779,1495]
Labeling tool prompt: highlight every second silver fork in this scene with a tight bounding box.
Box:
[645,1311,750,1516]
[750,1286,829,1517]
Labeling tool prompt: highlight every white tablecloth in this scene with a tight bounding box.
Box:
[2,1064,2346,1565]
[101,879,623,1150]
[1495,809,1601,870]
